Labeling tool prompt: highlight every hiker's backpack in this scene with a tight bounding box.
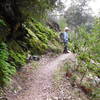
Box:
[60,32,64,40]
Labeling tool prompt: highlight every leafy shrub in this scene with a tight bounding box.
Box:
[25,18,61,54]
[9,50,26,70]
[0,42,16,87]
[0,17,61,87]
[69,18,100,75]
[69,18,100,98]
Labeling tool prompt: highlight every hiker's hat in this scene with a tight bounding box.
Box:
[64,27,69,31]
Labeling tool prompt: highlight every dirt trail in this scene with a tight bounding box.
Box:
[7,52,85,100]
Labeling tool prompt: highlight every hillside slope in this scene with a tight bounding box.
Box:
[0,18,61,87]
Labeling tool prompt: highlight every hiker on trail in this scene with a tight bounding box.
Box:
[60,27,70,53]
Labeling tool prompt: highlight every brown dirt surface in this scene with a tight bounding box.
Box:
[6,52,89,100]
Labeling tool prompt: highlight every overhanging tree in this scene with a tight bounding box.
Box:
[0,0,59,32]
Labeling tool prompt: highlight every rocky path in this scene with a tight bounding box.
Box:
[7,52,88,100]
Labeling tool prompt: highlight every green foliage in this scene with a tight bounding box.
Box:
[27,18,58,40]
[9,50,26,69]
[92,88,100,100]
[69,18,100,98]
[0,19,6,26]
[25,18,61,54]
[17,0,58,19]
[64,0,93,28]
[0,42,16,87]
[0,16,61,87]
[70,18,100,74]
[58,17,68,30]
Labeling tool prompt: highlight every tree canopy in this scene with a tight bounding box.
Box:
[0,0,60,22]
[15,0,59,19]
[64,0,93,28]
[0,0,61,32]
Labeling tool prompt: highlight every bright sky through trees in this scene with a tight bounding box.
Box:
[62,0,100,16]
[89,0,100,15]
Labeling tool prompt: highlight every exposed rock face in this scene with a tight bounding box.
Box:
[46,19,61,32]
